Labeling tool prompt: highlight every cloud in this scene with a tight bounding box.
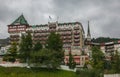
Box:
[53,0,120,38]
[0,0,120,38]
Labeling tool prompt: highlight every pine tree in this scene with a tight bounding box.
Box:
[46,32,63,51]
[91,46,104,70]
[19,32,32,64]
[45,32,64,69]
[68,50,76,69]
[33,41,42,51]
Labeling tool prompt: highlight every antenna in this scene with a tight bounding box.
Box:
[49,16,52,20]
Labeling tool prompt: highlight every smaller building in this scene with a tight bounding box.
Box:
[89,40,120,60]
[0,45,10,63]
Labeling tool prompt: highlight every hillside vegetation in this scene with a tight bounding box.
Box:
[92,37,120,43]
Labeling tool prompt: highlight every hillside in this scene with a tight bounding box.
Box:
[91,37,120,43]
[0,38,10,46]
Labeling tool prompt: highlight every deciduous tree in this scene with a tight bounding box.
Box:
[90,46,104,70]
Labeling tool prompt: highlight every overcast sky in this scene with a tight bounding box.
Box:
[0,0,120,39]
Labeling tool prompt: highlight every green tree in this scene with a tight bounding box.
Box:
[9,42,17,57]
[19,34,26,62]
[19,32,32,64]
[38,48,51,66]
[46,32,63,51]
[111,51,120,73]
[91,46,104,70]
[45,32,64,69]
[68,51,76,69]
[31,48,61,69]
[33,41,42,51]
[3,42,17,62]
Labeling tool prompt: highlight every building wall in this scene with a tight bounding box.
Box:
[64,55,89,66]
[8,21,85,66]
[8,21,85,51]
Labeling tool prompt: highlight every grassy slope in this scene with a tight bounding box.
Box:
[0,67,77,77]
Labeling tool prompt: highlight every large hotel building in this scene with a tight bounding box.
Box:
[8,15,89,66]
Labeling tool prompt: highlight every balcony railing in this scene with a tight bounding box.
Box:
[63,40,72,43]
[74,43,80,46]
[10,38,19,41]
[74,35,80,39]
[74,27,79,30]
[34,30,48,33]
[74,39,80,42]
[26,30,33,33]
[74,32,80,35]
[10,35,19,38]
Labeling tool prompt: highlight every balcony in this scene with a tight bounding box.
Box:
[10,38,19,41]
[34,30,48,33]
[61,32,72,36]
[8,30,19,33]
[26,30,33,33]
[34,30,38,33]
[49,24,56,28]
[61,36,72,40]
[49,29,56,32]
[63,40,72,43]
[57,28,61,31]
[10,35,19,38]
[63,46,71,48]
[74,39,80,42]
[33,33,48,37]
[105,46,114,49]
[105,49,114,52]
[33,38,39,41]
[74,35,80,39]
[41,41,46,44]
[74,26,79,30]
[67,28,72,31]
[74,32,80,35]
[39,30,42,33]
[58,28,72,32]
[74,43,80,46]
[40,37,47,41]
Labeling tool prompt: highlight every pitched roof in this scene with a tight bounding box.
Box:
[87,21,91,37]
[11,14,28,25]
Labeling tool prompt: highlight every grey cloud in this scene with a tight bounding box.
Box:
[0,0,120,38]
[53,0,120,38]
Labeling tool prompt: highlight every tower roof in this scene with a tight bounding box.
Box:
[87,21,91,37]
[86,21,91,42]
[11,14,28,25]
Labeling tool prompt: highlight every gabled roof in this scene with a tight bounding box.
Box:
[11,14,28,25]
